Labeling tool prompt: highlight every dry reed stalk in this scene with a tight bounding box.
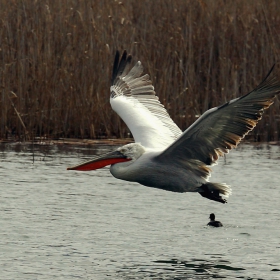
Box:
[0,0,279,141]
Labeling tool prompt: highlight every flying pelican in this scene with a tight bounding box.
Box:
[68,51,280,203]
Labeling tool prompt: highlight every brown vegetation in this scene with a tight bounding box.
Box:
[0,0,280,142]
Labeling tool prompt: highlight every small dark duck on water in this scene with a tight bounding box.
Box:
[207,213,223,227]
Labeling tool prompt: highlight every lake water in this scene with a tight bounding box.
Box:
[0,143,279,280]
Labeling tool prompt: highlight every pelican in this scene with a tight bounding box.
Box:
[68,51,280,203]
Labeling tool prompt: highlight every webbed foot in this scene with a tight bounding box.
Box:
[199,184,227,204]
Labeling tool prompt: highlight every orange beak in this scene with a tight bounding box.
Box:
[67,150,131,171]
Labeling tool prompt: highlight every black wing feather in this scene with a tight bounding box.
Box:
[111,50,132,85]
[157,64,280,166]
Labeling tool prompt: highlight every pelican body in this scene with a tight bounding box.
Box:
[109,146,202,193]
[68,51,280,204]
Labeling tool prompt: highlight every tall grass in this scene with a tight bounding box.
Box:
[0,0,280,141]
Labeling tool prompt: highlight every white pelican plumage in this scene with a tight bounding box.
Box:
[68,51,280,203]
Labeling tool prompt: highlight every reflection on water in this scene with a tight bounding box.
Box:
[119,257,249,279]
[0,143,279,280]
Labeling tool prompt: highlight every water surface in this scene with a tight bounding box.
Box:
[0,143,279,279]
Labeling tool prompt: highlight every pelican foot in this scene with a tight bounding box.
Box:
[199,184,227,204]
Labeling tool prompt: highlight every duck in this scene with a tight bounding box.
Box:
[207,213,223,227]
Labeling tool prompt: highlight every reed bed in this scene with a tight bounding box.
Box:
[0,0,280,142]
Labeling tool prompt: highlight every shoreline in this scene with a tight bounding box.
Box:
[0,138,279,147]
[0,138,134,146]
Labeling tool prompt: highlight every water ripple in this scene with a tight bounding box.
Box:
[0,143,279,279]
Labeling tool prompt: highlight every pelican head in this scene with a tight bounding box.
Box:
[117,143,145,161]
[67,143,145,171]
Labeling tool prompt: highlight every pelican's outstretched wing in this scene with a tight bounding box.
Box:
[157,64,280,165]
[110,51,182,149]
